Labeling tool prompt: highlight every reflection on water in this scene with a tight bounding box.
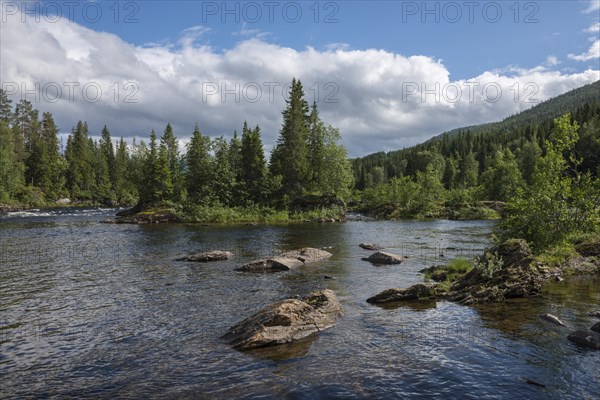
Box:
[0,209,598,399]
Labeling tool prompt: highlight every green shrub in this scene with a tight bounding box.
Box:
[447,258,473,274]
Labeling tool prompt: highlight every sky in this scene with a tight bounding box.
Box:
[1,0,599,157]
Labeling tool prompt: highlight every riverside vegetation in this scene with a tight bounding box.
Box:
[1,80,599,224]
[0,79,352,222]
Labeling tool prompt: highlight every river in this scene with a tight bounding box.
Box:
[0,208,598,399]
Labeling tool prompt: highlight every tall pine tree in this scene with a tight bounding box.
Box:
[270,78,310,197]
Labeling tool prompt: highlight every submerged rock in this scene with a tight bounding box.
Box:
[591,322,600,333]
[567,330,600,350]
[176,250,233,262]
[222,289,343,350]
[588,310,600,319]
[359,243,384,251]
[539,313,565,327]
[236,247,333,272]
[366,284,435,304]
[362,251,406,265]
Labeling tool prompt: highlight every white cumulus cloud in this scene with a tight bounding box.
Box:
[569,40,600,62]
[1,10,599,157]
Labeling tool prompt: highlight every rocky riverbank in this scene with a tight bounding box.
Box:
[368,238,600,306]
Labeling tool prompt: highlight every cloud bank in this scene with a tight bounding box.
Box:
[1,11,599,157]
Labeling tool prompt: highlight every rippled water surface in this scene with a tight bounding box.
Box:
[1,208,598,399]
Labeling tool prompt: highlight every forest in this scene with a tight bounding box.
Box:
[351,81,600,221]
[0,79,353,221]
[1,80,599,239]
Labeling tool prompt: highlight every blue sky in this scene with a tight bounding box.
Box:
[1,1,599,156]
[68,1,599,78]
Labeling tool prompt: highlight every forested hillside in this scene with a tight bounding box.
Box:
[353,80,600,189]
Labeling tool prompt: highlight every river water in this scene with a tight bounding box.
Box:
[0,208,598,399]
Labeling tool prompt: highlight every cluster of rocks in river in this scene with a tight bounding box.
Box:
[367,239,580,306]
[236,248,333,272]
[173,240,600,353]
[172,247,341,351]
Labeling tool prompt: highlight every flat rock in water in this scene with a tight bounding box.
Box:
[367,284,434,304]
[236,247,332,272]
[539,313,565,327]
[591,322,600,333]
[567,330,600,350]
[176,250,233,262]
[362,251,406,265]
[359,243,384,250]
[222,289,343,350]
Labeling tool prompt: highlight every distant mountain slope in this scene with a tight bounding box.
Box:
[352,80,600,188]
[425,80,600,143]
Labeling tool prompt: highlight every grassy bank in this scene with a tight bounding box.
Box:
[115,202,347,224]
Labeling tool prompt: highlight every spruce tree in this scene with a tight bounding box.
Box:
[93,139,112,203]
[156,143,173,201]
[270,78,310,197]
[114,137,133,203]
[240,124,267,203]
[99,126,116,186]
[306,102,325,192]
[65,121,95,199]
[186,124,212,201]
[211,136,236,205]
[161,123,182,200]
[0,121,23,202]
[0,89,12,123]
[40,112,65,199]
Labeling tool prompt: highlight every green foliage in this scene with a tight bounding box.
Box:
[161,123,183,201]
[447,258,473,274]
[474,251,504,280]
[479,149,524,201]
[0,121,24,202]
[176,202,343,224]
[210,136,236,206]
[270,78,310,196]
[500,114,600,252]
[534,241,578,269]
[240,123,268,204]
[186,124,212,202]
[65,121,95,200]
[352,81,600,192]
[0,89,12,123]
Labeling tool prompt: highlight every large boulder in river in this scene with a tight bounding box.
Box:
[222,289,343,350]
[446,239,540,305]
[567,330,600,350]
[359,243,384,250]
[367,284,435,304]
[362,251,406,265]
[176,250,233,262]
[236,247,332,272]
